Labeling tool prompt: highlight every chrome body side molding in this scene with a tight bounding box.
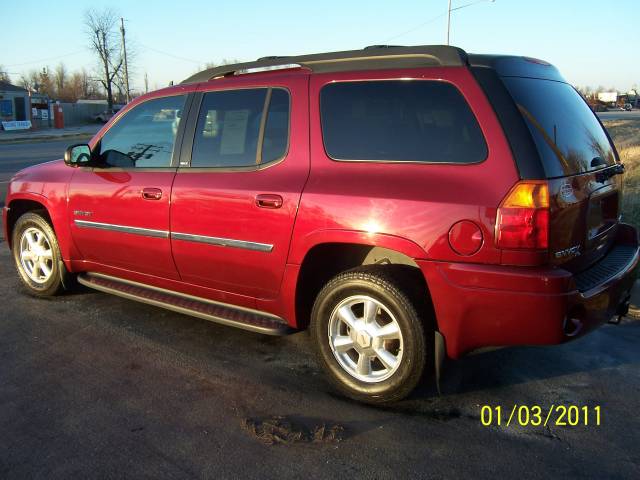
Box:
[73,220,273,252]
[171,232,273,252]
[74,219,169,239]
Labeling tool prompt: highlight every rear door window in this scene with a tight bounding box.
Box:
[320,80,487,164]
[191,88,290,168]
[502,77,616,178]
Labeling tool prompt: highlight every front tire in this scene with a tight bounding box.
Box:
[310,266,429,404]
[12,212,68,297]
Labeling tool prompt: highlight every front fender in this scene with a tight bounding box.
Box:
[5,190,76,265]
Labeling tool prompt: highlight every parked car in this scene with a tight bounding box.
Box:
[4,45,638,404]
[624,103,633,111]
[93,106,123,123]
[93,110,115,123]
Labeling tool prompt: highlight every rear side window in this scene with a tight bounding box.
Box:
[502,77,616,178]
[320,80,487,163]
[191,88,289,168]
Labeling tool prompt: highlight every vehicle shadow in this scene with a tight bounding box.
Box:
[405,319,640,402]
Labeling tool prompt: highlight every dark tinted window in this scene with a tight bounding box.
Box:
[99,95,185,168]
[261,89,290,163]
[320,81,487,163]
[502,77,616,178]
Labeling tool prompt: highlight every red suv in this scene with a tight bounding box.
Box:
[4,46,638,404]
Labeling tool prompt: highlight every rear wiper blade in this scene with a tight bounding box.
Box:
[595,163,625,183]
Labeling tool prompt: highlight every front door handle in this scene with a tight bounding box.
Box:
[142,188,163,200]
[255,194,283,209]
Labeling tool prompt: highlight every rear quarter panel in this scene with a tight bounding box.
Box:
[290,67,520,265]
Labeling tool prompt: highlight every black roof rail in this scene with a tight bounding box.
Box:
[256,55,292,61]
[181,45,468,84]
[363,45,405,49]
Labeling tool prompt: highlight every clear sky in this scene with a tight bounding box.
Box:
[1,0,638,92]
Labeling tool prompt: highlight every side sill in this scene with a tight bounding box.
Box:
[77,272,293,336]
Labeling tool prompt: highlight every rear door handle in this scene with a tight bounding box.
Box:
[255,194,283,209]
[142,188,163,200]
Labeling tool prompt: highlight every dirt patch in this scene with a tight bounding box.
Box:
[241,415,344,445]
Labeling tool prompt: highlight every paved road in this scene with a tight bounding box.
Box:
[597,110,640,121]
[0,139,71,207]
[1,143,640,478]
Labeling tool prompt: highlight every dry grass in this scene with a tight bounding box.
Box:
[602,119,640,229]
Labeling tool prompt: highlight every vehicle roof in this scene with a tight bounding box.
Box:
[182,45,565,85]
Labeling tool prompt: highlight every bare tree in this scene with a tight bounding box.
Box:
[79,68,93,98]
[198,58,241,73]
[54,62,68,98]
[85,8,123,110]
[0,66,10,83]
[18,70,38,92]
[37,67,55,98]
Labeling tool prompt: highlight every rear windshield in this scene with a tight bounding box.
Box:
[502,77,616,178]
[320,80,487,164]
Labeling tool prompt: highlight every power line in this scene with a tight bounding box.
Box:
[4,50,85,68]
[382,12,448,42]
[383,0,494,43]
[138,43,204,64]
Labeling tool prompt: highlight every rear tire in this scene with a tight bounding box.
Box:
[310,266,429,404]
[12,212,70,297]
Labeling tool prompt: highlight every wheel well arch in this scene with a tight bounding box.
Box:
[6,199,52,248]
[294,243,435,330]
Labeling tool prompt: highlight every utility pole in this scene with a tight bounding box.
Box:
[447,0,452,45]
[144,72,148,94]
[446,0,495,46]
[120,17,131,103]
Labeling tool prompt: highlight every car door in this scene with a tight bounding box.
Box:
[170,74,309,299]
[68,93,190,280]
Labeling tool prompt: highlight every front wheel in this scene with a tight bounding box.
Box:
[310,266,429,404]
[12,212,69,297]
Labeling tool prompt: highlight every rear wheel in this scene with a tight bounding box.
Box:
[311,266,429,404]
[12,212,69,297]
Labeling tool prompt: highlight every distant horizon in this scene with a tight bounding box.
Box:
[1,0,638,93]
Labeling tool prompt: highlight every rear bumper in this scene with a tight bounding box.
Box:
[418,223,639,359]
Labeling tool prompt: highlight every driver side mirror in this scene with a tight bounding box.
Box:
[64,144,92,167]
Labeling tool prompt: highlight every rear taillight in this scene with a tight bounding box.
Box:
[496,181,549,250]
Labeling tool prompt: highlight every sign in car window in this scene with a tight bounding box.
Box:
[220,109,250,155]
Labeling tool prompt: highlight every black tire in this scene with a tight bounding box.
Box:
[310,265,430,404]
[12,212,70,297]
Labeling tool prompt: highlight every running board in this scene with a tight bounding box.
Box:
[77,272,293,336]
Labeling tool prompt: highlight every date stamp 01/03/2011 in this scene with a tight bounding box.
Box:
[480,405,602,427]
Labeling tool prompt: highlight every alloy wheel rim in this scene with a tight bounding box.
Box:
[328,295,404,383]
[19,227,54,284]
